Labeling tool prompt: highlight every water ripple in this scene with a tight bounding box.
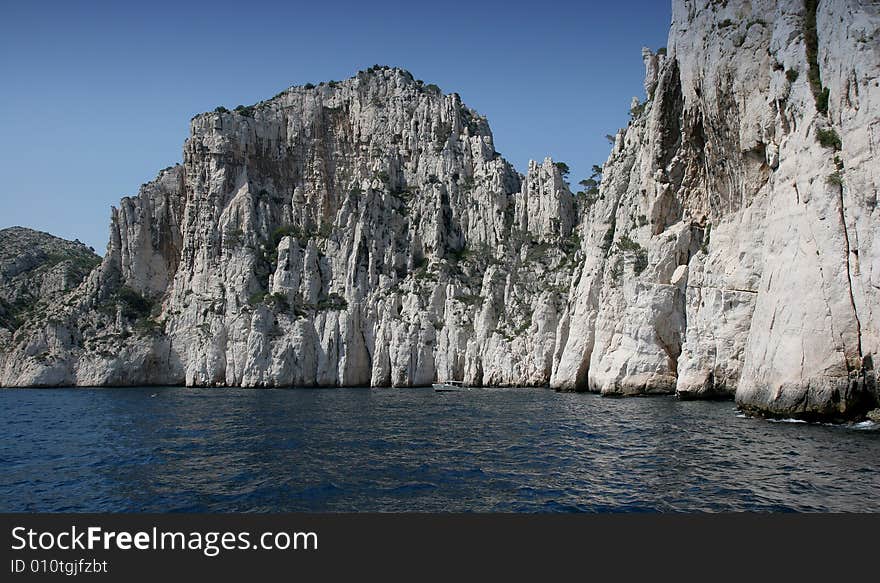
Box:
[0,387,878,512]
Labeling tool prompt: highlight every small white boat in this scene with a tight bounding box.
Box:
[433,380,470,392]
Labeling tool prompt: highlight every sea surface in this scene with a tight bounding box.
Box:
[1,386,879,512]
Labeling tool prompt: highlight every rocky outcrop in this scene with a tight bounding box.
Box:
[0,67,581,391]
[0,227,101,385]
[553,0,879,420]
[1,1,878,422]
[0,227,99,335]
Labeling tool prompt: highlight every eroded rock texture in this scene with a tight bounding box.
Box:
[0,228,100,333]
[0,67,581,390]
[2,0,878,421]
[553,0,880,420]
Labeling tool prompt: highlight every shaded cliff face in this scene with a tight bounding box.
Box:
[1,1,878,422]
[0,227,100,333]
[553,0,880,420]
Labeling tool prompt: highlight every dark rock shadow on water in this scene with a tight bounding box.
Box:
[0,387,878,512]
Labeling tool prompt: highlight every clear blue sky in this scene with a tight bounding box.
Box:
[0,0,671,253]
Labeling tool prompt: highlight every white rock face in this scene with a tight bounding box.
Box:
[0,67,581,393]
[1,1,878,421]
[553,0,880,419]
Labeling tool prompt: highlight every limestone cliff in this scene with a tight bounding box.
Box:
[0,67,580,389]
[1,0,878,421]
[553,0,880,420]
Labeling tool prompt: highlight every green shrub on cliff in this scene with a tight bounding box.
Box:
[816,128,841,150]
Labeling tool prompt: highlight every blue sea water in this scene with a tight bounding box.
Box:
[1,387,878,512]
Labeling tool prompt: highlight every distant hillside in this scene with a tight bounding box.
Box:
[0,227,100,331]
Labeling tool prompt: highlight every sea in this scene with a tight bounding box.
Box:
[1,386,878,512]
